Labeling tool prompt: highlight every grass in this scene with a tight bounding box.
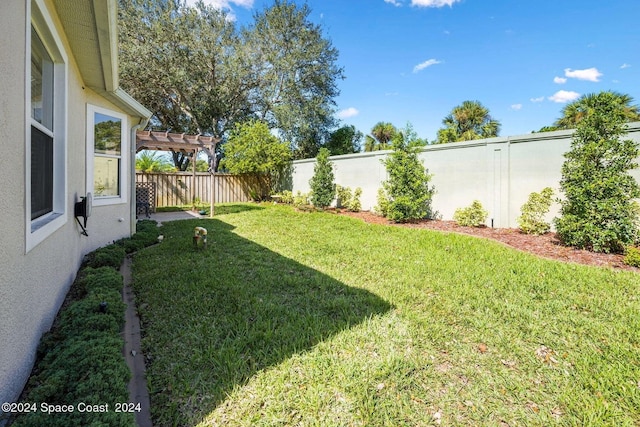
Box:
[132,203,640,426]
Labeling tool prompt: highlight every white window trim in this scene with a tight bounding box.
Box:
[26,0,68,252]
[86,104,128,206]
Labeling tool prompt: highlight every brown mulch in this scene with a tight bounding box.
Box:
[337,210,638,273]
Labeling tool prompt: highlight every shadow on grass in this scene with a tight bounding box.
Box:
[132,218,392,426]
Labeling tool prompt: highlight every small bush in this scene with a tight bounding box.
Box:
[624,246,640,267]
[374,188,390,217]
[274,190,294,204]
[309,148,335,209]
[293,191,311,208]
[517,187,554,235]
[86,244,126,269]
[336,185,352,209]
[348,187,362,212]
[454,200,488,227]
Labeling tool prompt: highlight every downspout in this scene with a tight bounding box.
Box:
[130,119,149,235]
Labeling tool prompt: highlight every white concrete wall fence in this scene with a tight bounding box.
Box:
[292,122,640,229]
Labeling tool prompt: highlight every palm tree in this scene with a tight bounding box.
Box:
[364,122,397,151]
[554,91,640,130]
[436,100,501,143]
[135,151,175,173]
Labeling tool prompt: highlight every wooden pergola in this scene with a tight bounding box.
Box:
[136,130,221,216]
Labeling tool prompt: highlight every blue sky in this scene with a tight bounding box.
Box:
[192,0,639,142]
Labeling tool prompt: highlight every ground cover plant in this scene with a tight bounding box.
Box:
[9,221,160,427]
[132,204,639,426]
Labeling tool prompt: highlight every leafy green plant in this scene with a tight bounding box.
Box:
[454,200,488,227]
[554,91,640,253]
[348,187,362,212]
[380,124,435,222]
[293,191,311,208]
[517,187,554,235]
[274,190,294,204]
[374,188,390,217]
[221,119,292,199]
[309,148,335,209]
[335,185,352,209]
[624,246,640,267]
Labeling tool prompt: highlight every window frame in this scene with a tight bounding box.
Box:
[26,0,68,252]
[86,104,128,206]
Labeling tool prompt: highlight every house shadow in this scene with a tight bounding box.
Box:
[133,218,392,426]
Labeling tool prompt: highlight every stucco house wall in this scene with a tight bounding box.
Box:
[292,123,640,229]
[0,0,150,408]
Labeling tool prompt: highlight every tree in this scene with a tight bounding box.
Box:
[135,151,175,173]
[554,91,640,253]
[554,91,640,130]
[325,125,363,155]
[379,124,435,222]
[221,120,292,199]
[118,0,250,170]
[309,148,335,208]
[363,122,397,151]
[436,100,501,143]
[243,0,344,159]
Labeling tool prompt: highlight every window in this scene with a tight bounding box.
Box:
[87,106,127,204]
[27,0,67,251]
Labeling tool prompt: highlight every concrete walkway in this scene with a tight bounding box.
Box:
[122,210,203,426]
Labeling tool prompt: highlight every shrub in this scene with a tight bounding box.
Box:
[380,124,435,222]
[336,185,352,209]
[293,191,311,208]
[348,187,362,212]
[309,148,336,208]
[517,187,554,235]
[624,247,640,267]
[454,200,488,227]
[13,265,133,427]
[86,244,126,269]
[554,91,640,253]
[374,188,390,217]
[275,190,294,204]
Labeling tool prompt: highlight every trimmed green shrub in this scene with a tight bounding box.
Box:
[624,247,640,267]
[86,244,126,269]
[348,187,362,212]
[374,188,390,217]
[293,191,311,208]
[309,148,336,208]
[336,185,352,209]
[380,124,435,222]
[275,190,294,204]
[554,91,640,253]
[454,200,488,227]
[517,187,554,235]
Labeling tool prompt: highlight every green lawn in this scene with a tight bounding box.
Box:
[132,204,640,426]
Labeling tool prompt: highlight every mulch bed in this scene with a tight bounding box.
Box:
[336,210,638,273]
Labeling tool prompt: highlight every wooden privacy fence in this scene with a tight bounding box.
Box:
[135,172,261,207]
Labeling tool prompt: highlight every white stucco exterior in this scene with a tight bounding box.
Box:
[293,123,640,229]
[0,0,150,408]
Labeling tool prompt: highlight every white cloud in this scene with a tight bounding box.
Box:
[510,104,522,111]
[553,76,567,84]
[413,59,442,73]
[620,63,631,69]
[548,90,580,103]
[530,96,545,103]
[337,107,359,119]
[384,0,403,6]
[564,67,602,82]
[411,0,461,6]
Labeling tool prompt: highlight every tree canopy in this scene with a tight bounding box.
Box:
[553,91,640,130]
[325,125,363,155]
[436,100,501,143]
[364,122,398,151]
[118,0,343,164]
